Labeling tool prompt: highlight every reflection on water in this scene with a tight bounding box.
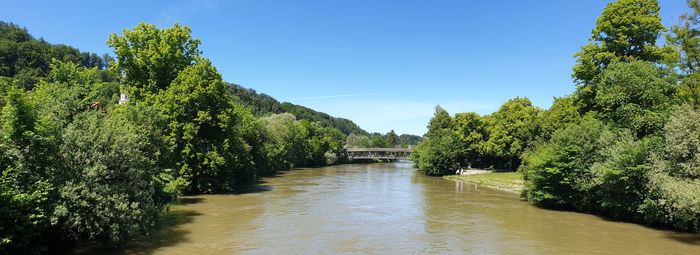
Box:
[87,162,700,255]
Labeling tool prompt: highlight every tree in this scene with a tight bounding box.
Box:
[426,105,453,137]
[411,130,463,176]
[536,96,581,140]
[153,60,249,194]
[261,113,299,170]
[284,119,311,166]
[107,23,201,96]
[591,135,660,219]
[521,117,615,209]
[235,105,288,178]
[32,60,104,127]
[0,77,10,107]
[645,105,700,232]
[56,105,168,246]
[398,134,422,147]
[386,130,399,148]
[482,97,540,170]
[346,133,367,148]
[301,120,346,166]
[573,0,675,111]
[453,112,487,167]
[0,22,108,90]
[668,0,700,108]
[228,83,368,135]
[0,87,60,254]
[368,134,388,148]
[594,61,677,137]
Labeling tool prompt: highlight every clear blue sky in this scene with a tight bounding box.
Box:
[1,0,689,135]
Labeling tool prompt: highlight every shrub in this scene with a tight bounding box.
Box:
[521,117,615,209]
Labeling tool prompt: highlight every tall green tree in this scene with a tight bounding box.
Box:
[426,105,453,137]
[56,105,168,246]
[345,133,370,148]
[284,119,311,166]
[482,97,540,170]
[0,87,60,254]
[591,134,660,219]
[154,60,248,193]
[398,134,422,147]
[368,133,388,148]
[646,105,700,232]
[453,112,487,167]
[107,23,201,97]
[261,113,298,169]
[411,130,463,176]
[0,22,110,90]
[594,61,677,137]
[573,0,675,111]
[386,129,399,148]
[521,117,616,209]
[536,96,581,140]
[668,0,700,108]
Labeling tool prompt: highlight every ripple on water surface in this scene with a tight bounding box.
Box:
[85,162,700,255]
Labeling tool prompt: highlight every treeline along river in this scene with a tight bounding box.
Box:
[83,162,700,255]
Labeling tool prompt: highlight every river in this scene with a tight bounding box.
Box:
[90,162,700,255]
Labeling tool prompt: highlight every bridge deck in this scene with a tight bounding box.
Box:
[346,147,412,160]
[346,148,412,152]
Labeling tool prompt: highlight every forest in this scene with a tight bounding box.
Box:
[0,20,419,253]
[412,0,700,233]
[228,83,422,148]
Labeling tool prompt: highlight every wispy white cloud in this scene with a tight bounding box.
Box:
[158,0,228,24]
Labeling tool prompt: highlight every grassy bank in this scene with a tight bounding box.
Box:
[444,172,524,193]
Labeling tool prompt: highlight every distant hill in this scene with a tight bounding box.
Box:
[0,21,112,88]
[228,83,368,136]
[0,21,370,138]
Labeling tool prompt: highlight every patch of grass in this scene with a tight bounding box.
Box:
[444,172,524,193]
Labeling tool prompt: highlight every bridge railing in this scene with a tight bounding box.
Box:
[346,148,412,160]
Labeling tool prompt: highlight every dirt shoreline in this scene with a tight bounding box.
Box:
[443,172,524,193]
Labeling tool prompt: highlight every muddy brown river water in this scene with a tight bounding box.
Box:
[92,162,700,254]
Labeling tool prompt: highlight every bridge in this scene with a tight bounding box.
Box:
[346,148,412,160]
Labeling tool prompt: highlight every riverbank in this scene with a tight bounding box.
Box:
[444,172,524,193]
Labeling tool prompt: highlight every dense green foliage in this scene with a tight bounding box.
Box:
[57,106,168,245]
[107,23,201,97]
[668,0,700,108]
[519,1,699,233]
[227,84,423,149]
[0,60,169,253]
[594,61,676,137]
[482,97,541,170]
[413,0,700,233]
[412,99,541,172]
[412,130,463,176]
[398,133,423,147]
[535,96,581,140]
[386,130,399,147]
[0,22,112,90]
[0,22,359,253]
[228,83,367,136]
[646,105,700,231]
[153,60,248,193]
[346,131,420,148]
[0,87,59,253]
[572,0,676,111]
[520,117,619,209]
